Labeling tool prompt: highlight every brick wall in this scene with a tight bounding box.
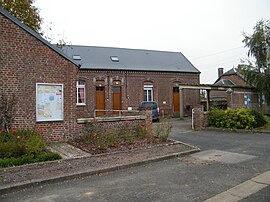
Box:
[77,70,200,118]
[230,88,259,109]
[210,73,259,109]
[77,110,153,137]
[192,108,204,130]
[0,13,79,142]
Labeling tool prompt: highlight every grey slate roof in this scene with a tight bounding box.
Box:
[222,68,238,76]
[214,79,235,86]
[214,67,245,85]
[60,45,200,73]
[0,7,78,67]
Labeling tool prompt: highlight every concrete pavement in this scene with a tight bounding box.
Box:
[0,119,270,201]
[170,118,270,201]
[0,139,199,195]
[205,171,270,202]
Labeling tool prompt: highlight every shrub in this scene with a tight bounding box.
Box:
[0,152,61,168]
[0,130,61,168]
[79,120,167,149]
[208,108,226,128]
[154,122,172,142]
[0,130,47,158]
[135,123,149,139]
[0,93,16,133]
[208,108,266,130]
[80,121,100,144]
[250,110,267,128]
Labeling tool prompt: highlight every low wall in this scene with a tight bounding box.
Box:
[192,108,208,130]
[76,110,152,136]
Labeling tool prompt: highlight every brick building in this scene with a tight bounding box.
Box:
[1,7,201,142]
[0,8,79,141]
[61,45,201,118]
[210,68,259,109]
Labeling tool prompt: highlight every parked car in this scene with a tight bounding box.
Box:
[139,101,160,122]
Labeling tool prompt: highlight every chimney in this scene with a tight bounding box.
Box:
[218,68,224,78]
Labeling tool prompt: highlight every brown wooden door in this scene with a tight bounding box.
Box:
[96,87,105,116]
[113,86,122,114]
[173,87,180,112]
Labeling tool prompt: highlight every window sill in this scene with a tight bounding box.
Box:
[76,103,86,106]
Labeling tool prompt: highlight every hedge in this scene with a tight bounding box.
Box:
[208,108,267,130]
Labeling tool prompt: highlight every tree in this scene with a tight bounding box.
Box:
[0,0,42,34]
[1,0,71,45]
[0,94,16,133]
[241,19,270,110]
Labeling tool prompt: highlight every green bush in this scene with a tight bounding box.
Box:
[154,122,172,142]
[208,108,226,128]
[79,120,164,148]
[0,130,47,158]
[208,108,266,130]
[0,152,61,168]
[250,110,267,128]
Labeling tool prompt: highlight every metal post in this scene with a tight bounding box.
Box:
[206,89,210,111]
[226,88,233,108]
[180,88,184,119]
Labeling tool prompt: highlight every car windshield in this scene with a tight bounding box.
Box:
[140,102,157,109]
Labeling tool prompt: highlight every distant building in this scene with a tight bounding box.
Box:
[210,67,260,110]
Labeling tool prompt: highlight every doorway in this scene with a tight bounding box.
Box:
[113,86,122,114]
[173,87,180,113]
[96,86,105,116]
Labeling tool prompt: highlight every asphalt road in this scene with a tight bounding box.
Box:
[1,120,270,202]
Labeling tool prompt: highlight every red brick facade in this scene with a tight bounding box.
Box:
[211,69,259,109]
[77,70,200,118]
[0,12,79,142]
[1,8,201,143]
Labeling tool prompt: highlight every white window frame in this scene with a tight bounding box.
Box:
[76,81,86,106]
[144,85,153,101]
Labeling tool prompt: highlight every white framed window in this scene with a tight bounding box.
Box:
[144,85,153,101]
[77,80,86,105]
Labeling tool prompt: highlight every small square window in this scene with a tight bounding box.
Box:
[110,56,119,62]
[73,55,81,60]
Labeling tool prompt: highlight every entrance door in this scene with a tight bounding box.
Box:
[96,86,105,116]
[173,87,180,112]
[113,86,122,114]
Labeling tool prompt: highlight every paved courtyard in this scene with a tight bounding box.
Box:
[1,119,270,201]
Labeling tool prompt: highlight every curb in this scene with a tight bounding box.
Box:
[0,147,200,195]
[204,170,270,202]
[202,127,270,134]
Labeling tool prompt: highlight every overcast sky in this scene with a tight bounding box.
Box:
[35,0,270,84]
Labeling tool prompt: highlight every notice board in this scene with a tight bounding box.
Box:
[36,83,63,121]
